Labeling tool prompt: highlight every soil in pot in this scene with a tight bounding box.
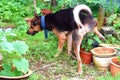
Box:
[110,57,120,76]
[80,50,93,64]
[93,47,115,54]
[91,47,116,71]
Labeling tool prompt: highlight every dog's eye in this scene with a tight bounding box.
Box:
[33,20,37,26]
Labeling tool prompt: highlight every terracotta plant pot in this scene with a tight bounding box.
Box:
[41,9,52,15]
[91,47,116,71]
[80,50,93,64]
[110,57,120,76]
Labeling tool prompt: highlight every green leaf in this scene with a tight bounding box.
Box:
[12,58,29,74]
[0,64,13,76]
[93,36,102,43]
[0,41,14,53]
[13,40,29,54]
[88,39,93,45]
[0,64,23,77]
[12,69,23,76]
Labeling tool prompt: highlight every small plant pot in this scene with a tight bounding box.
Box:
[91,47,116,71]
[41,9,52,15]
[80,50,93,64]
[110,57,120,76]
[0,68,32,80]
[0,65,32,80]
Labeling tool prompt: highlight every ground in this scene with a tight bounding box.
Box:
[27,52,109,80]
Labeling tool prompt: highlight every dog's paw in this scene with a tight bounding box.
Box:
[54,53,60,57]
[78,67,83,75]
[100,37,105,42]
[78,70,83,75]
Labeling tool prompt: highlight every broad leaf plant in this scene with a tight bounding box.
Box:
[0,28,29,76]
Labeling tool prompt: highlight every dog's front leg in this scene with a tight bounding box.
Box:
[54,33,66,57]
[58,34,66,51]
[72,29,84,74]
[67,32,72,55]
[53,29,66,57]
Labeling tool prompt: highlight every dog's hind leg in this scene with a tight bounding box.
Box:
[72,29,84,74]
[94,25,105,41]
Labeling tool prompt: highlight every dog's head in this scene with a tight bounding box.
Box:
[26,13,42,35]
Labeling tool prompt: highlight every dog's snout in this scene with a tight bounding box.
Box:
[26,30,38,35]
[26,31,30,34]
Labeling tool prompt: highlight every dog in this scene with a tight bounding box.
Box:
[26,4,105,74]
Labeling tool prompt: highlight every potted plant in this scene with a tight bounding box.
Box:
[80,32,101,64]
[0,28,32,79]
[0,54,2,65]
[41,9,52,15]
[91,47,116,71]
[110,55,120,76]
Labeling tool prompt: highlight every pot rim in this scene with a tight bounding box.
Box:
[80,50,92,54]
[100,43,120,49]
[110,56,120,68]
[0,69,32,79]
[91,47,116,57]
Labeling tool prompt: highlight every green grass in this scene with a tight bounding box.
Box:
[0,0,120,79]
[1,20,120,80]
[11,27,119,80]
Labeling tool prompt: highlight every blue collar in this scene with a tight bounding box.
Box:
[40,16,48,39]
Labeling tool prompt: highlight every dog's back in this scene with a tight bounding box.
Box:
[45,8,77,31]
[45,5,94,32]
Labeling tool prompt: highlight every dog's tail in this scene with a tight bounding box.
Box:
[73,4,92,29]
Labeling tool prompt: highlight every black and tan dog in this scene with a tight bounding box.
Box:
[26,4,105,74]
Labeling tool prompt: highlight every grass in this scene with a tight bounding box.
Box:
[9,26,119,80]
[0,18,120,80]
[1,0,120,79]
[0,20,120,80]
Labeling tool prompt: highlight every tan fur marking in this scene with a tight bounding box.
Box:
[94,26,105,39]
[52,28,67,51]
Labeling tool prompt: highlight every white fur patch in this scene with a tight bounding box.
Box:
[73,4,92,29]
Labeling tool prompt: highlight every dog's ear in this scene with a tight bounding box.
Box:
[34,12,39,19]
[25,18,32,26]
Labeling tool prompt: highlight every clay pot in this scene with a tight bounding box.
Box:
[41,9,52,15]
[80,50,93,64]
[110,57,120,76]
[91,47,116,71]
